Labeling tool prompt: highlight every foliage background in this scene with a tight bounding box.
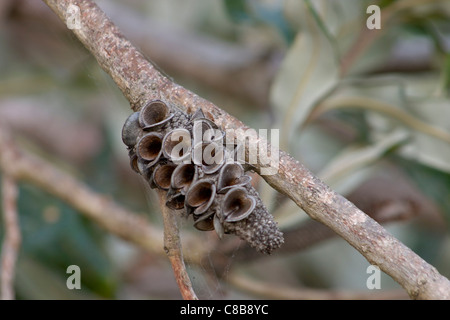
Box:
[0,0,449,299]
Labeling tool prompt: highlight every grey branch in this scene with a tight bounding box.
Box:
[157,190,198,300]
[0,126,165,257]
[1,173,21,300]
[42,0,450,299]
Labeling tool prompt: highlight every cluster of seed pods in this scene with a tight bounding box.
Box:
[121,100,283,254]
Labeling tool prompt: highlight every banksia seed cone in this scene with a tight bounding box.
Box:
[121,99,284,254]
[220,184,284,254]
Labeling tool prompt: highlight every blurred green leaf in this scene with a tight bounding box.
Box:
[394,156,450,227]
[440,54,450,96]
[270,1,339,153]
[378,0,397,8]
[319,129,409,195]
[223,0,296,43]
[275,129,409,228]
[16,255,98,300]
[223,0,250,22]
[17,184,117,298]
[317,75,450,174]
[304,0,340,60]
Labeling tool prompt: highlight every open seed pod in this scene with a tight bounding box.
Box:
[192,118,225,146]
[213,213,225,238]
[222,184,284,254]
[165,163,197,211]
[193,210,216,231]
[135,159,157,189]
[185,179,216,216]
[139,100,174,130]
[122,112,141,148]
[217,163,252,193]
[221,187,256,222]
[152,163,177,190]
[192,141,225,174]
[128,150,140,173]
[136,132,163,166]
[165,193,186,211]
[162,128,192,163]
[170,163,198,195]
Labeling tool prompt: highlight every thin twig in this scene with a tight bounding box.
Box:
[0,125,199,299]
[10,0,277,110]
[42,0,450,299]
[97,0,277,110]
[0,98,103,164]
[157,190,198,300]
[1,174,21,300]
[0,126,167,257]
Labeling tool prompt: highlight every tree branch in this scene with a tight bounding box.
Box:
[0,126,165,257]
[157,190,198,300]
[1,174,21,300]
[96,0,277,110]
[42,0,450,299]
[0,98,103,164]
[215,170,442,264]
